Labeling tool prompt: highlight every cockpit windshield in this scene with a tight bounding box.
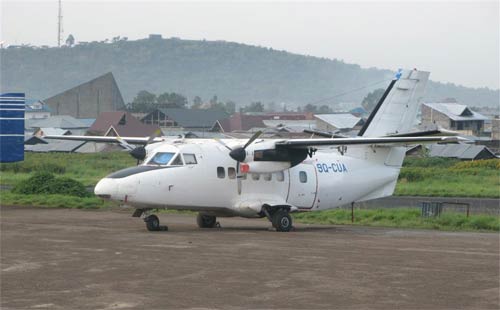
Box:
[148,152,176,165]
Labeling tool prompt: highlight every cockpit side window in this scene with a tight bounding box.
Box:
[148,152,175,165]
[170,154,184,166]
[183,153,197,164]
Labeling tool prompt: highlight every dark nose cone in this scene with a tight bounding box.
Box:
[229,147,246,162]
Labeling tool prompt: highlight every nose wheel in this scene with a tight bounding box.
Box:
[144,214,168,231]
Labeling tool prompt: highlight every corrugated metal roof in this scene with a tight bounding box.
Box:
[156,108,228,128]
[262,119,316,129]
[427,144,497,160]
[89,111,161,137]
[35,127,70,136]
[28,115,90,129]
[314,113,361,129]
[423,103,489,121]
[25,140,86,152]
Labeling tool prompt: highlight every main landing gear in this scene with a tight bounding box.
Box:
[197,214,218,228]
[262,205,293,232]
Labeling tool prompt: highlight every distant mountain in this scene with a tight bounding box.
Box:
[1,37,498,108]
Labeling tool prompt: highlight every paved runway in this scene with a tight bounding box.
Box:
[1,206,499,309]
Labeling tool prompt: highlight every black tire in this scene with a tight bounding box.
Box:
[145,215,160,231]
[272,210,292,232]
[197,214,217,228]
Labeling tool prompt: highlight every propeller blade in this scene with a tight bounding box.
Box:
[147,129,162,144]
[243,130,262,149]
[214,138,233,151]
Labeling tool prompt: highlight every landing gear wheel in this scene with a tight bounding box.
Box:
[272,210,292,232]
[145,214,166,231]
[197,214,217,228]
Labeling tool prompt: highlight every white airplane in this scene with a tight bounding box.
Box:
[46,69,464,232]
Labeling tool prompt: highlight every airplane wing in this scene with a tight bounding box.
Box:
[43,135,164,145]
[275,136,468,148]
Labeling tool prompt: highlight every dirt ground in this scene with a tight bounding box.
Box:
[1,206,499,310]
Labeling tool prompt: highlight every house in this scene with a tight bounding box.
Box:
[88,111,161,137]
[492,117,500,141]
[44,72,125,119]
[427,144,497,160]
[141,108,228,131]
[24,135,48,145]
[421,102,489,136]
[25,99,51,119]
[26,115,92,136]
[314,113,364,132]
[213,112,314,132]
[33,127,72,137]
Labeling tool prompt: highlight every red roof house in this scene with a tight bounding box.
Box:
[88,111,162,137]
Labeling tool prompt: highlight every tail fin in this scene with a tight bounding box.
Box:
[358,69,430,137]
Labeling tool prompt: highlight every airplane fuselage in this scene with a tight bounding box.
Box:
[95,139,403,218]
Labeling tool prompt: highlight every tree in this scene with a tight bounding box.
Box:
[224,101,236,114]
[157,92,187,109]
[192,96,203,109]
[318,105,332,114]
[266,102,277,112]
[129,90,156,112]
[243,101,264,113]
[361,88,385,112]
[65,34,75,47]
[303,104,318,113]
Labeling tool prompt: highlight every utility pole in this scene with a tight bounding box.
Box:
[57,0,63,47]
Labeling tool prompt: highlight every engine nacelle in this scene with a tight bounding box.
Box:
[240,161,291,174]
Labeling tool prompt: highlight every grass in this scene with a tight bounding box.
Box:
[0,191,117,209]
[394,158,500,198]
[0,152,135,186]
[294,208,500,232]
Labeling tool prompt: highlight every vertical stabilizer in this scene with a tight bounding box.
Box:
[358,69,430,137]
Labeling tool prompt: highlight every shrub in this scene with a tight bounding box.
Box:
[12,172,90,197]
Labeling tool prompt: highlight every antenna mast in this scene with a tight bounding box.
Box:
[57,0,63,47]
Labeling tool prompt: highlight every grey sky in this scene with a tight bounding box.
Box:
[1,0,499,89]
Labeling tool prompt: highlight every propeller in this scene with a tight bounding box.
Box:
[117,129,162,165]
[215,131,262,194]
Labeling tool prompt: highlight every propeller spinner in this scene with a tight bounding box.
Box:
[215,131,262,195]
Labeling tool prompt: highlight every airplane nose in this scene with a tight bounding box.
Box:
[94,178,117,199]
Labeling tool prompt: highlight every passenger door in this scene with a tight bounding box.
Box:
[287,165,317,209]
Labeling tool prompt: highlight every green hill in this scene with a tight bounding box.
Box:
[1,37,498,108]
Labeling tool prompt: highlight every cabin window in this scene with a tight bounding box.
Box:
[228,167,236,179]
[148,152,175,165]
[183,153,197,164]
[263,173,272,181]
[299,171,307,183]
[251,173,260,181]
[276,171,284,182]
[170,154,184,166]
[217,167,225,179]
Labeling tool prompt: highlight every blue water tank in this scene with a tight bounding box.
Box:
[0,93,25,163]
